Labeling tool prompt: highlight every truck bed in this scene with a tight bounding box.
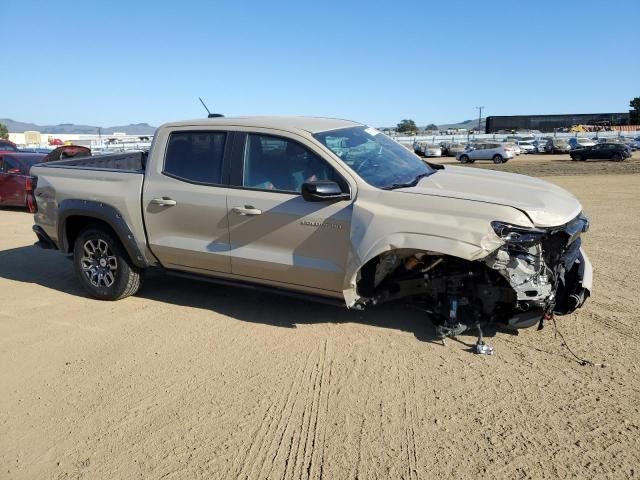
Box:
[37,151,147,172]
[30,152,149,261]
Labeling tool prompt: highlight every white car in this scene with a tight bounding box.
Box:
[456,142,515,164]
[502,141,521,155]
[569,137,596,150]
[517,141,536,154]
[423,144,442,157]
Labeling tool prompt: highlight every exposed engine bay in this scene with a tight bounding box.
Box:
[356,214,591,342]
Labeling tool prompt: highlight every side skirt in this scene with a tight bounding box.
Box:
[164,269,347,308]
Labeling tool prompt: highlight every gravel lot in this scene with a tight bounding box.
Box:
[1,155,639,479]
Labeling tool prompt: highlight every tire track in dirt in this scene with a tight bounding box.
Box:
[286,340,328,480]
[351,375,373,480]
[315,355,333,480]
[279,345,321,480]
[258,345,322,480]
[398,351,419,480]
[230,349,314,480]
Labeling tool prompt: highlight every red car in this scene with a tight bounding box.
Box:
[0,146,91,211]
[0,139,19,152]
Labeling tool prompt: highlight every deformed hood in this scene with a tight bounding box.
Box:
[395,165,582,227]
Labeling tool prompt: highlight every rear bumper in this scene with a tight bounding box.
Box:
[32,225,58,250]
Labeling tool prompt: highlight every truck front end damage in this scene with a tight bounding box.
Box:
[354,214,591,339]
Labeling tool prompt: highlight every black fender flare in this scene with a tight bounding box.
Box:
[57,199,149,268]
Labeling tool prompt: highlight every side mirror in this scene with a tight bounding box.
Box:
[7,168,21,175]
[301,181,349,202]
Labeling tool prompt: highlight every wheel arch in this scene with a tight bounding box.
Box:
[342,232,501,307]
[58,199,149,267]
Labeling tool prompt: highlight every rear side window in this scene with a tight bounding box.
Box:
[163,131,226,184]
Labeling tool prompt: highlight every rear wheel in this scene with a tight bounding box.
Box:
[73,225,143,300]
[492,154,503,164]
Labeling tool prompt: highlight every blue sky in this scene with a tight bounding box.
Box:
[2,0,638,127]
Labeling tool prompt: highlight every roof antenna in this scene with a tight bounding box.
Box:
[198,97,224,118]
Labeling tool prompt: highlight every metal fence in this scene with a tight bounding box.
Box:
[394,130,640,146]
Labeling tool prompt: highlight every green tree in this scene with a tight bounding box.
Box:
[629,97,640,124]
[396,119,417,134]
[425,123,439,131]
[0,123,8,140]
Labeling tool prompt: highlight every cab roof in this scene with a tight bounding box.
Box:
[162,116,363,134]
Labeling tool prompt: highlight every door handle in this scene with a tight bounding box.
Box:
[150,197,177,207]
[231,205,262,216]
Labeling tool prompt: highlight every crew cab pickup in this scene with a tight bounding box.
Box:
[31,117,592,339]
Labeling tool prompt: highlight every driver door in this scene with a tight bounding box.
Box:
[0,156,26,206]
[226,132,353,294]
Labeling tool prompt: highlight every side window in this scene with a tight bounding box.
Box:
[1,157,19,173]
[243,134,344,193]
[163,131,226,184]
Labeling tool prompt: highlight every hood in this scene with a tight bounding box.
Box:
[395,166,582,227]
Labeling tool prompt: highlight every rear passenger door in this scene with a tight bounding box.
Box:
[225,132,354,294]
[143,130,233,273]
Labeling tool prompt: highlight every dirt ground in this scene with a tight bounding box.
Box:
[1,156,639,479]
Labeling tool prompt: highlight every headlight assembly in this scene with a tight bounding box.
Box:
[491,221,546,245]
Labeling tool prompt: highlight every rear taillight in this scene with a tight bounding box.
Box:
[25,176,37,213]
[504,147,512,152]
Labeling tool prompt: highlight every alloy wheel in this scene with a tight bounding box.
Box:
[80,239,118,287]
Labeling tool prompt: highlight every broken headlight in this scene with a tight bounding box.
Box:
[491,221,547,246]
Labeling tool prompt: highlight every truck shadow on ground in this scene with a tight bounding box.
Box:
[0,245,499,345]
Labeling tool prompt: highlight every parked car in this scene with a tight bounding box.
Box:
[633,137,640,151]
[43,145,91,162]
[441,142,466,157]
[569,137,596,150]
[0,139,18,152]
[0,153,42,210]
[545,138,571,154]
[457,142,515,164]
[0,145,90,211]
[30,116,592,342]
[413,142,442,157]
[570,143,632,162]
[422,144,442,157]
[501,140,521,155]
[516,141,536,154]
[533,139,549,153]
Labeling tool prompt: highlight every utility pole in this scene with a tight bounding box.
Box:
[476,106,484,133]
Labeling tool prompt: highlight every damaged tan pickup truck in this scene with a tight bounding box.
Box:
[31,116,592,345]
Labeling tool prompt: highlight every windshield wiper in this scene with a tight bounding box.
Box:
[381,172,432,190]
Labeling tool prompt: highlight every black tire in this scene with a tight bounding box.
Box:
[459,154,470,163]
[572,154,582,161]
[611,153,622,162]
[492,154,503,164]
[73,225,144,300]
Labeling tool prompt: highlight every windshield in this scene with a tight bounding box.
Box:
[313,126,434,189]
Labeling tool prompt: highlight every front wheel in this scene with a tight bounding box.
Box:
[459,154,470,163]
[611,153,623,162]
[73,225,144,300]
[492,154,503,164]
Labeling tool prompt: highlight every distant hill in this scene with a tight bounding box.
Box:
[380,118,487,132]
[0,118,157,135]
[436,118,486,131]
